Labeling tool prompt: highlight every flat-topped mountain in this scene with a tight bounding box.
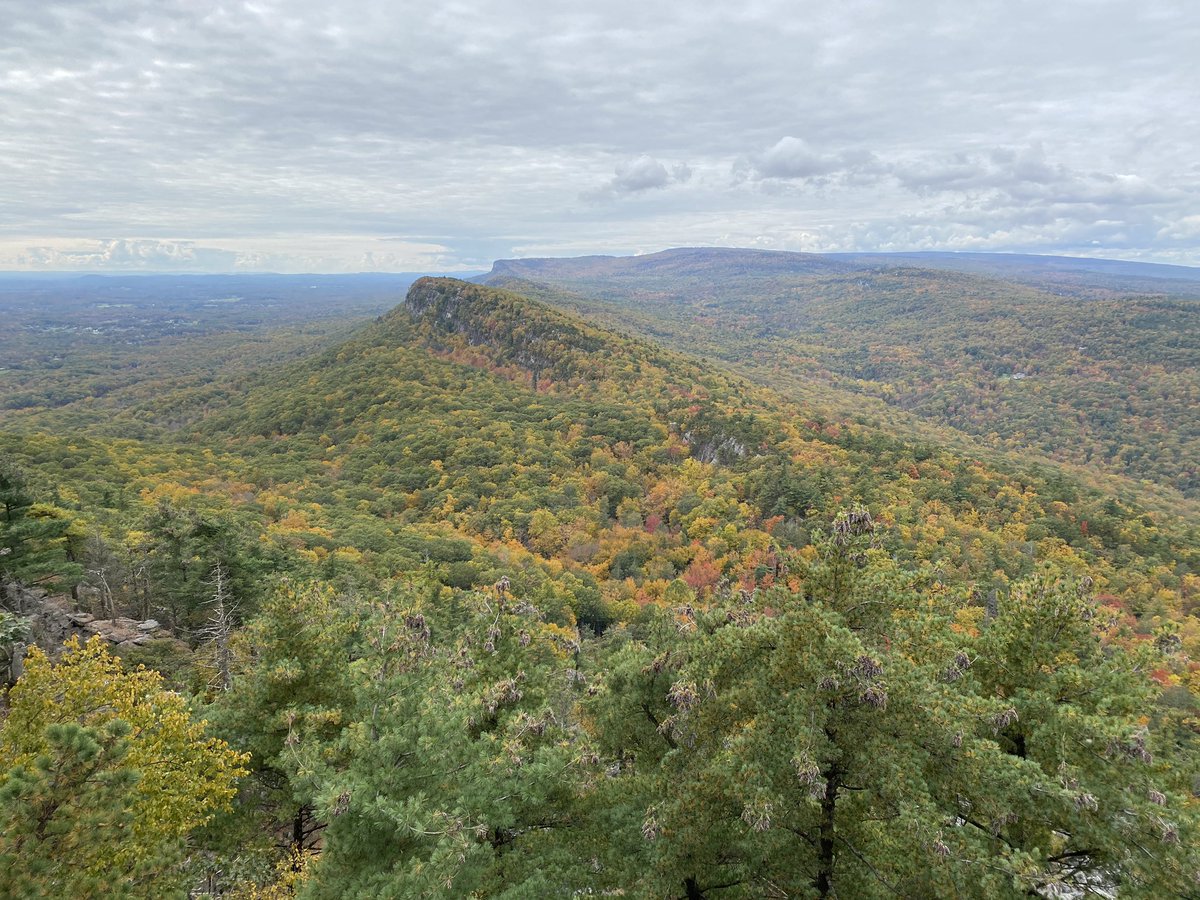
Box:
[487,247,856,281]
[485,247,1200,296]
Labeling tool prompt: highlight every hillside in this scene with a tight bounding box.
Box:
[7,276,1194,630]
[481,248,1200,499]
[836,251,1200,298]
[3,275,1200,896]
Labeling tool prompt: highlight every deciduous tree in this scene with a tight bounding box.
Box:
[0,637,247,897]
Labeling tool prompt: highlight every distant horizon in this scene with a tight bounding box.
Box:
[2,246,1199,279]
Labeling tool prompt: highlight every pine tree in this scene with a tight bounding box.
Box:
[207,581,357,867]
[567,508,1200,898]
[287,581,587,897]
[0,637,247,897]
[0,461,84,590]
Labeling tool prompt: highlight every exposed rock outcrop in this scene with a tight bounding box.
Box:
[403,277,602,389]
[3,583,185,681]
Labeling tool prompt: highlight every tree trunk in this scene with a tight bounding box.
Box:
[292,805,308,852]
[815,771,840,898]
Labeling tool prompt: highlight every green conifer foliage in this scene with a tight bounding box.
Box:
[565,509,1199,898]
[238,581,589,898]
[0,637,247,897]
[0,461,84,589]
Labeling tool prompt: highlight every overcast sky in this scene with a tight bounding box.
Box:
[1,0,1197,272]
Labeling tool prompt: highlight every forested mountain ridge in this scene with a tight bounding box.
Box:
[481,249,1200,499]
[125,277,1198,639]
[2,273,1199,896]
[486,247,1200,297]
[835,251,1200,298]
[5,275,1198,647]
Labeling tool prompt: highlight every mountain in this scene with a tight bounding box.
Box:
[486,247,1200,296]
[61,277,1192,622]
[481,248,1200,500]
[5,274,1195,625]
[834,251,1200,297]
[487,246,857,280]
[3,273,1199,896]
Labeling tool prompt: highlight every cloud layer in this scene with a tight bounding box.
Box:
[1,0,1197,271]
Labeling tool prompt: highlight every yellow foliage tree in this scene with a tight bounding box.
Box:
[0,636,248,897]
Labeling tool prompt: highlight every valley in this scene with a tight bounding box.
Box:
[2,255,1198,897]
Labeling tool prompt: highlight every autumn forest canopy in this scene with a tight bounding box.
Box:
[1,251,1199,898]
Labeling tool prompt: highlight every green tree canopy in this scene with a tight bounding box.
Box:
[0,637,248,898]
[557,510,1200,898]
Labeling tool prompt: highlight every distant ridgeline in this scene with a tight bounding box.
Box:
[482,248,1200,500]
[0,267,1197,896]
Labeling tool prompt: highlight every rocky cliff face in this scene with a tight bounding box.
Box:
[3,582,184,682]
[403,277,603,389]
[405,277,500,347]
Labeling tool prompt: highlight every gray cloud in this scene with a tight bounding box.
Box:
[612,156,671,192]
[750,137,844,180]
[588,155,692,198]
[1,0,1197,270]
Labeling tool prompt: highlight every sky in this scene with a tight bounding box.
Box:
[1,0,1198,273]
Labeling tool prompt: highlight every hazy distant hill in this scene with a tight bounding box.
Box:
[488,247,856,280]
[482,249,1200,499]
[0,273,419,417]
[484,246,1200,297]
[833,251,1200,298]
